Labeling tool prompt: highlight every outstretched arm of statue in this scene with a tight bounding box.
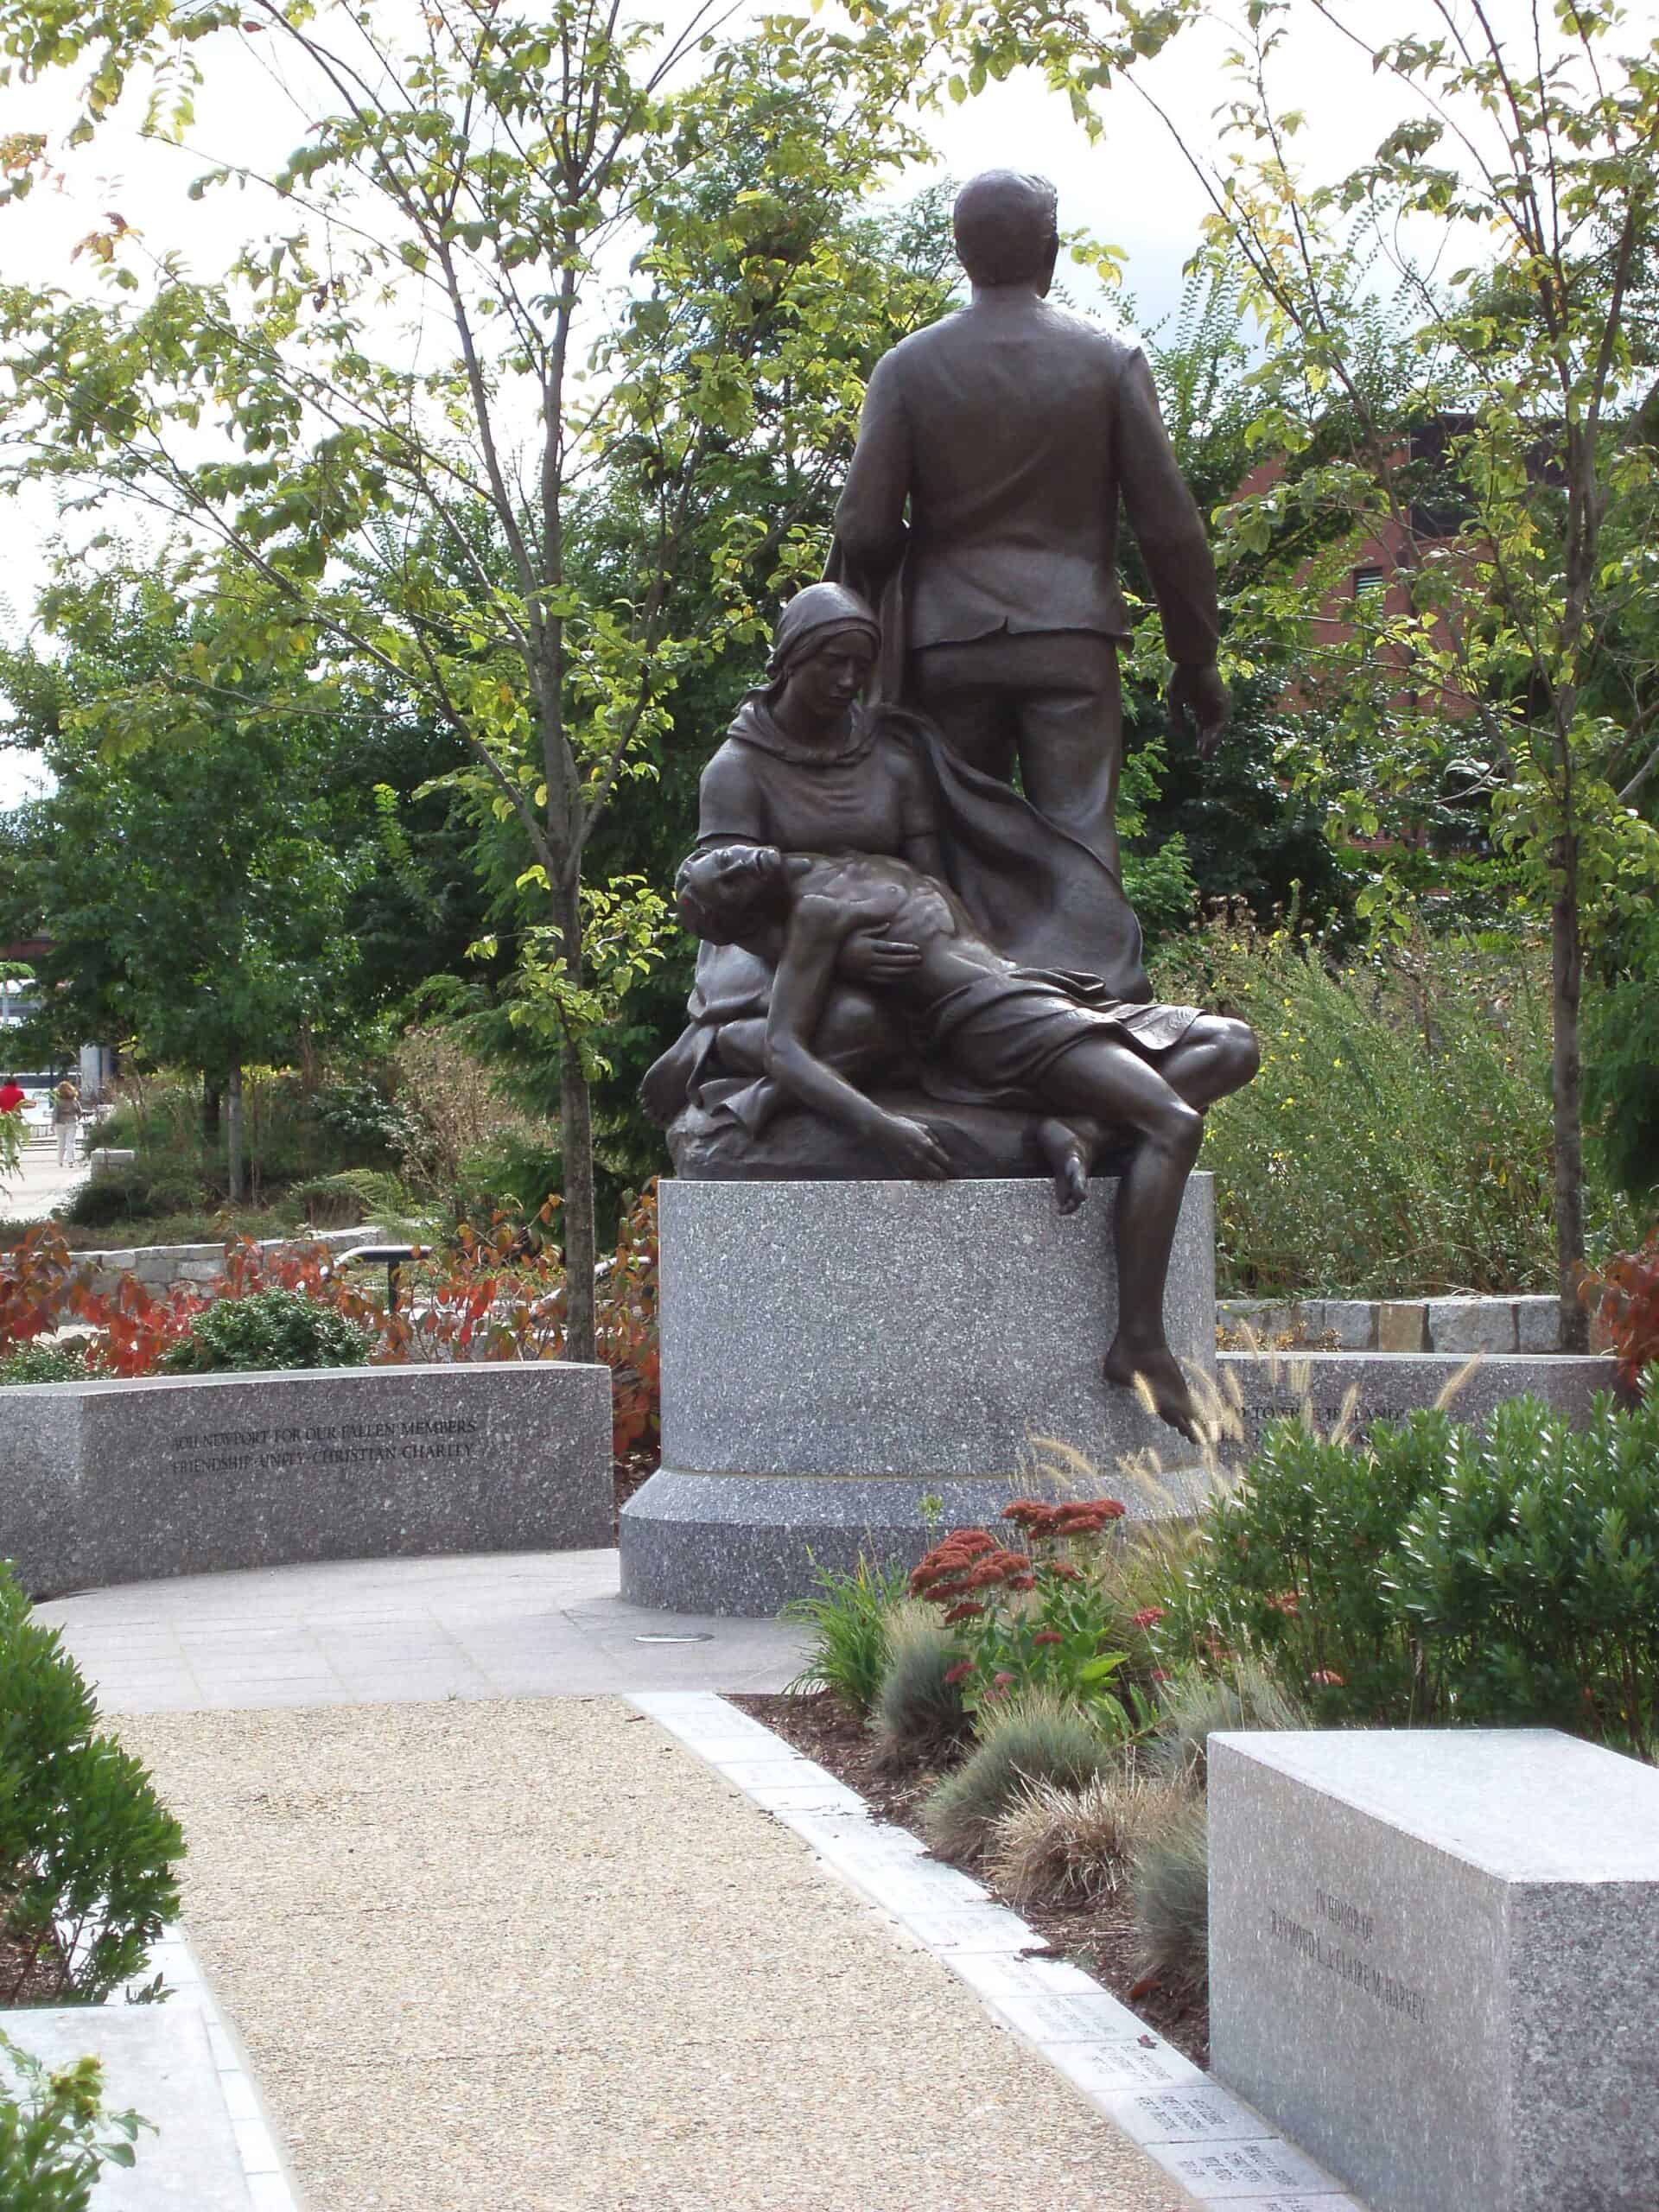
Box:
[764,893,950,1179]
[832,353,912,601]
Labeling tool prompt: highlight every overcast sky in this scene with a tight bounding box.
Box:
[2,0,1654,804]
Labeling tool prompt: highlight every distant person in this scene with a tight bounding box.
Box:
[0,1073,23,1116]
[52,1080,80,1166]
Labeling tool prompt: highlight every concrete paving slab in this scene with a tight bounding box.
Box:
[40,1548,809,1708]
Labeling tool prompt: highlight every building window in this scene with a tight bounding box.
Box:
[1354,565,1388,598]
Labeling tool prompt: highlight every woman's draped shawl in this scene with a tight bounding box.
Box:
[639,703,1150,1130]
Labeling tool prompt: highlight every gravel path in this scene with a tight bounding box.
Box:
[120,1698,1191,2212]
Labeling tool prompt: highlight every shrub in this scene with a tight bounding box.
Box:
[1141,1662,1308,1790]
[159,1287,373,1375]
[1166,1392,1659,1754]
[1154,912,1633,1295]
[0,2036,152,2210]
[0,1342,94,1388]
[910,1498,1146,1728]
[0,1564,184,2004]
[782,1556,909,1718]
[987,1770,1185,1907]
[58,1172,153,1230]
[873,1606,972,1766]
[391,1027,550,1192]
[921,1697,1118,1863]
[1131,1793,1209,1995]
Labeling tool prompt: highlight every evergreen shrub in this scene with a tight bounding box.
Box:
[0,1564,184,2005]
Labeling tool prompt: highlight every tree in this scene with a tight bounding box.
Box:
[0,0,938,1354]
[0,567,371,1197]
[945,0,1659,1341]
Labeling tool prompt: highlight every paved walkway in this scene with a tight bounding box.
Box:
[118,1695,1190,2212]
[38,1550,806,1710]
[37,1552,1214,2209]
[0,1131,90,1221]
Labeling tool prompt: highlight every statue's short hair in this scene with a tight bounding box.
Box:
[675,842,766,944]
[952,170,1059,287]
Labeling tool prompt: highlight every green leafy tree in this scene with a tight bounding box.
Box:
[0,0,940,1354]
[0,569,370,1197]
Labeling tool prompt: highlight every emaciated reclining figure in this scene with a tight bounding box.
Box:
[676,840,1259,1439]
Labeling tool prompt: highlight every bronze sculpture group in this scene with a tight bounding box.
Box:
[644,171,1260,1440]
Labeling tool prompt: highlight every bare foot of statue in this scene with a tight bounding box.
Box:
[1103,1337,1201,1442]
[1036,1117,1091,1215]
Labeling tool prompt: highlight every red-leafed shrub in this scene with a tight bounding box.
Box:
[1580,1226,1659,1395]
[0,1191,664,1471]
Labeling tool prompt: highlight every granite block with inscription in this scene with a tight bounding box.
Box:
[1210,1728,1659,2212]
[0,1362,612,1598]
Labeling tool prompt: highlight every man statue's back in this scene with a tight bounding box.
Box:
[833,168,1228,876]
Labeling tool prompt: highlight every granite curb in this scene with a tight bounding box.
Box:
[634,1690,1367,2210]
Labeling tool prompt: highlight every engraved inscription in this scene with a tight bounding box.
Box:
[1269,1897,1427,2024]
[166,1413,482,1476]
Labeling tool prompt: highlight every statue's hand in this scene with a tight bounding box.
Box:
[874,1111,952,1181]
[1168,661,1230,760]
[842,930,922,984]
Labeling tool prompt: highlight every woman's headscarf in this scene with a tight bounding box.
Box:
[764,582,880,689]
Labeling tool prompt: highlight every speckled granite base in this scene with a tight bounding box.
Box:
[621,1174,1217,1614]
[620,1465,1211,1616]
[0,1363,613,1599]
[1211,1729,1659,2212]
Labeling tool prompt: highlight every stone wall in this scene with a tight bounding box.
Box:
[1217,1348,1616,1458]
[1218,1292,1591,1355]
[73,1224,381,1297]
[0,1361,613,1599]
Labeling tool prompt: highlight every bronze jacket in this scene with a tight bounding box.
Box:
[833,296,1219,668]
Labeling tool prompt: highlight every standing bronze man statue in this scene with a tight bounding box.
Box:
[832,168,1229,877]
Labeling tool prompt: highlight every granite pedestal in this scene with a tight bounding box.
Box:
[1210,1728,1659,2212]
[620,1173,1216,1614]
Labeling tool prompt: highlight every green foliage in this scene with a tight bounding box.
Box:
[1156,913,1630,1295]
[0,1342,92,1386]
[781,1557,909,1719]
[158,1287,372,1375]
[0,2036,152,2210]
[0,1562,184,2004]
[1166,1393,1659,1756]
[1141,1662,1307,1791]
[920,1697,1117,1864]
[873,1607,972,1764]
[1586,906,1659,1209]
[1130,1795,1209,1996]
[58,1172,165,1231]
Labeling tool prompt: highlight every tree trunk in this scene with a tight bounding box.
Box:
[1552,839,1589,1351]
[560,1039,597,1364]
[226,1063,245,1207]
[201,1075,221,1145]
[553,877,597,1364]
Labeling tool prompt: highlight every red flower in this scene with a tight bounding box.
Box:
[942,1601,985,1624]
[1032,1630,1064,1647]
[1150,1669,1172,1685]
[1007,1573,1037,1592]
[944,1661,976,1686]
[1266,1590,1301,1617]
[1046,1562,1084,1584]
[994,1671,1015,1688]
[1130,1605,1166,1630]
[1308,1669,1344,1688]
